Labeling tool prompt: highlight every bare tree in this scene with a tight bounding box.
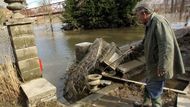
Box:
[39,0,54,33]
[179,0,185,20]
[174,0,178,12]
[171,0,174,13]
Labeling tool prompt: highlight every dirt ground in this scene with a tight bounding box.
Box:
[109,83,177,107]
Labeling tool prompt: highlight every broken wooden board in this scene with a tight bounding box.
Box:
[101,42,123,70]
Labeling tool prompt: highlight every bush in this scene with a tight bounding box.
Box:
[61,0,140,29]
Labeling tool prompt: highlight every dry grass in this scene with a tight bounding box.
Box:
[0,56,20,105]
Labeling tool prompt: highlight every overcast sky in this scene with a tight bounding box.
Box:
[0,0,64,8]
[26,0,64,8]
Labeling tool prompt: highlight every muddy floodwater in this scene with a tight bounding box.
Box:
[33,23,144,101]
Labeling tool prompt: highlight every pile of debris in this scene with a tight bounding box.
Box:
[63,27,190,105]
[63,38,132,103]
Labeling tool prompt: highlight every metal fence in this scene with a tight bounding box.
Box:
[0,26,15,64]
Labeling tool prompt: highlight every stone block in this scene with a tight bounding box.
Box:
[177,94,190,107]
[5,17,33,26]
[75,42,92,62]
[21,78,57,107]
[21,67,41,81]
[13,36,35,49]
[10,24,33,37]
[16,46,38,61]
[18,57,40,72]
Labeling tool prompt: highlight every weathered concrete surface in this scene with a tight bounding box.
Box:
[75,42,92,62]
[92,95,134,107]
[18,57,41,81]
[75,95,133,107]
[72,83,121,106]
[177,94,190,107]
[21,78,57,107]
[5,18,34,26]
[16,46,38,61]
[72,83,137,107]
[13,36,36,49]
[118,57,145,74]
[21,67,41,81]
[10,25,33,37]
[18,57,40,72]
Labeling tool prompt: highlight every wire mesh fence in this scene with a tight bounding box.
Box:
[0,26,15,64]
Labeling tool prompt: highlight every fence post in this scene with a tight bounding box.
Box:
[4,0,42,82]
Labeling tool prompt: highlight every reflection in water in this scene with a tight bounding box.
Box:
[33,23,144,101]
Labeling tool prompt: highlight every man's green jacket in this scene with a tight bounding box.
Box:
[135,13,185,81]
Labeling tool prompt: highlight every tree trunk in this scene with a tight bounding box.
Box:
[174,0,178,12]
[179,0,185,20]
[171,0,174,13]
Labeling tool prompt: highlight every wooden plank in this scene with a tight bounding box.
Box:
[102,73,187,94]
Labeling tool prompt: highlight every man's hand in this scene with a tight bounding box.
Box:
[157,69,166,77]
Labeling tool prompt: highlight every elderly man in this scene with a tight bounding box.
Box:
[132,3,185,107]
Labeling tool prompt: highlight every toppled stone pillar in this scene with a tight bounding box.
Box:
[4,0,41,81]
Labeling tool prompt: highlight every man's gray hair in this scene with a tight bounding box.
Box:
[133,2,154,14]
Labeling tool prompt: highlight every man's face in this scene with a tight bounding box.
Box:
[136,11,148,25]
